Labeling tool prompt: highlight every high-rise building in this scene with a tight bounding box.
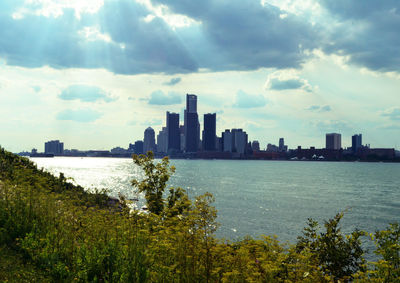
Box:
[222,130,232,152]
[156,127,168,153]
[251,140,260,152]
[166,111,180,152]
[231,129,248,154]
[326,133,342,150]
[186,93,197,113]
[143,127,156,153]
[352,134,362,153]
[184,94,199,152]
[279,138,284,152]
[134,140,144,154]
[44,140,64,155]
[203,113,216,151]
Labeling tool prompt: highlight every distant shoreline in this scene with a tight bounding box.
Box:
[27,155,400,163]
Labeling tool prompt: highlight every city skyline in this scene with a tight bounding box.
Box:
[1,1,400,152]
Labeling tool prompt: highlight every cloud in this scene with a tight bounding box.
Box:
[380,124,400,130]
[32,85,41,92]
[313,120,351,133]
[2,0,399,76]
[320,1,400,73]
[148,90,182,105]
[0,0,320,74]
[381,107,400,120]
[153,0,319,70]
[265,70,314,92]
[307,105,320,111]
[59,85,115,103]
[163,77,181,86]
[307,105,332,112]
[128,118,162,126]
[233,90,266,108]
[0,0,197,74]
[56,109,102,122]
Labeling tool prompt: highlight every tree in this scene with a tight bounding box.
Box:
[296,212,366,281]
[131,151,189,216]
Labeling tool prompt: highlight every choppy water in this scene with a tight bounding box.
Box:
[31,157,400,245]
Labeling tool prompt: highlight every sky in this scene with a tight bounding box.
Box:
[0,0,399,152]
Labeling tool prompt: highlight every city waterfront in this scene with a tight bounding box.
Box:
[31,157,400,243]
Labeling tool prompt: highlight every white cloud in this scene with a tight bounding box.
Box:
[265,70,315,92]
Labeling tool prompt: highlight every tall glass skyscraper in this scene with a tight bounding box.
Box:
[184,94,199,152]
[166,111,180,152]
[352,134,362,153]
[203,113,216,151]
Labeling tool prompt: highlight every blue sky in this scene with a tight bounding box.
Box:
[0,0,399,152]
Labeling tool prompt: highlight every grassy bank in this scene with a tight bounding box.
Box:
[0,147,399,282]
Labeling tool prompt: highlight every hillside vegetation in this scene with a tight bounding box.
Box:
[0,147,399,282]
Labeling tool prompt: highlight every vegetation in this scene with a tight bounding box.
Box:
[0,147,399,282]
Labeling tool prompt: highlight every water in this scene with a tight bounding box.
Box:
[31,157,400,245]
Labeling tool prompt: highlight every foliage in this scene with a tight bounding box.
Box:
[296,213,366,281]
[0,147,399,282]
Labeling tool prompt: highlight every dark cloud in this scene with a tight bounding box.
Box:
[0,0,319,74]
[163,77,181,86]
[269,79,304,90]
[233,90,266,108]
[148,90,182,105]
[56,109,102,122]
[154,0,318,70]
[0,0,197,74]
[3,0,397,75]
[267,77,312,92]
[59,85,115,102]
[320,0,400,73]
[381,107,400,120]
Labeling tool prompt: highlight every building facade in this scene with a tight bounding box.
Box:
[143,127,156,153]
[203,113,216,151]
[326,133,342,150]
[156,127,168,153]
[166,111,180,152]
[184,94,199,152]
[231,129,248,154]
[222,130,232,152]
[352,134,362,153]
[44,140,64,155]
[134,140,144,154]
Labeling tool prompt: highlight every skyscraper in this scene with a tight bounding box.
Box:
[156,127,168,153]
[352,134,362,153]
[184,94,199,152]
[279,138,284,152]
[326,133,342,150]
[134,140,144,154]
[203,113,216,151]
[166,111,180,152]
[143,127,156,153]
[222,130,233,152]
[232,129,248,154]
[44,140,64,155]
[251,140,260,152]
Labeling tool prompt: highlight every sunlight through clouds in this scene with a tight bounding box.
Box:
[17,0,104,19]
